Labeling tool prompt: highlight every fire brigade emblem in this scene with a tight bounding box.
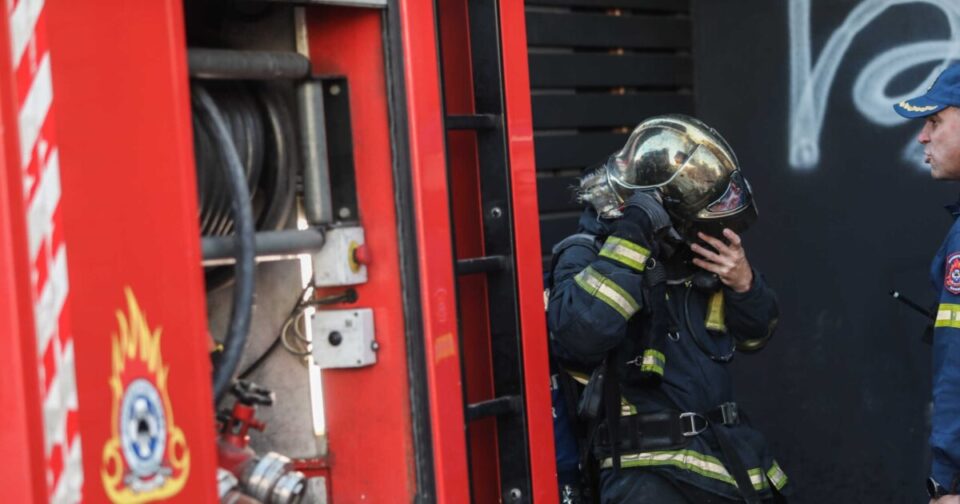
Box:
[946,253,960,295]
[101,288,190,503]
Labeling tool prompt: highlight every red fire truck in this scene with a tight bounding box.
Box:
[0,0,562,502]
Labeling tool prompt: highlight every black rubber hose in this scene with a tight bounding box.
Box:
[192,84,257,403]
[192,113,215,235]
[255,85,296,230]
[201,84,295,293]
[199,115,229,236]
[201,85,263,238]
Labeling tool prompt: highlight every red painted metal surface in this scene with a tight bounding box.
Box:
[0,4,49,500]
[1,2,548,503]
[500,0,560,501]
[304,6,421,502]
[0,154,45,503]
[1,0,85,499]
[47,0,219,501]
[396,0,473,501]
[436,0,501,501]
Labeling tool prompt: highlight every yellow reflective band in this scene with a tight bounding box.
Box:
[936,303,960,329]
[575,266,640,320]
[898,100,939,113]
[705,291,727,332]
[640,348,665,376]
[767,460,788,490]
[600,450,778,491]
[599,236,650,272]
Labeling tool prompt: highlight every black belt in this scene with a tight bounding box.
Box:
[593,402,741,457]
[680,401,740,436]
[594,402,761,504]
[593,410,687,457]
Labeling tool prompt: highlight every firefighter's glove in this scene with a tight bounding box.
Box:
[612,191,672,256]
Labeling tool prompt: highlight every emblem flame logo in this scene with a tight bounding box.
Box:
[101,288,190,503]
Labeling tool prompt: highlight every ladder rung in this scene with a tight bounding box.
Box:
[466,395,522,421]
[446,114,499,130]
[456,255,507,275]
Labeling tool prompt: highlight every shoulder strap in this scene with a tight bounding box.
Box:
[550,232,600,257]
[546,233,600,290]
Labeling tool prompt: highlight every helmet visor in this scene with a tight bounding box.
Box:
[696,171,752,219]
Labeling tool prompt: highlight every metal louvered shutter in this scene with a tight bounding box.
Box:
[526,0,693,264]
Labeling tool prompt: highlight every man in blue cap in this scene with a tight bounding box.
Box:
[895,62,960,504]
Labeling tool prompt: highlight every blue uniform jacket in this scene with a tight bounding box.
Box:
[929,202,960,491]
[547,209,789,499]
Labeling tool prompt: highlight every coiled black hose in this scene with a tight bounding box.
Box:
[192,84,256,403]
[254,87,296,231]
[193,83,296,292]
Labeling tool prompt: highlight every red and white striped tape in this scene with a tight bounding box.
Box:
[6,0,84,501]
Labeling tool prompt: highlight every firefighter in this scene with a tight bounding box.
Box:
[893,62,960,504]
[546,115,789,503]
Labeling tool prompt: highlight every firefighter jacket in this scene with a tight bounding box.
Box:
[547,208,789,500]
[929,201,960,492]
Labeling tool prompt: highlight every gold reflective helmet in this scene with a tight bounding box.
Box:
[579,114,757,238]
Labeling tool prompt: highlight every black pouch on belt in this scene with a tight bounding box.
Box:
[592,410,689,459]
[577,359,606,421]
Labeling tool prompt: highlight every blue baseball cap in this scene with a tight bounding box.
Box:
[894,62,960,118]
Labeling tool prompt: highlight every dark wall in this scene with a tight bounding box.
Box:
[526,0,694,265]
[694,1,959,501]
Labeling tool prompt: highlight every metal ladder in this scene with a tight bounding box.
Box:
[437,0,535,501]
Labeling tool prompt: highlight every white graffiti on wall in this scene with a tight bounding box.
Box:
[789,0,960,170]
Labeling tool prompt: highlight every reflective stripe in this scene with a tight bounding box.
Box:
[575,266,640,319]
[936,303,960,329]
[640,348,665,376]
[600,450,779,491]
[767,460,788,490]
[599,236,650,271]
[705,291,727,332]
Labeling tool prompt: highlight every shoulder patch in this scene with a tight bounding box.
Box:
[945,252,960,294]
